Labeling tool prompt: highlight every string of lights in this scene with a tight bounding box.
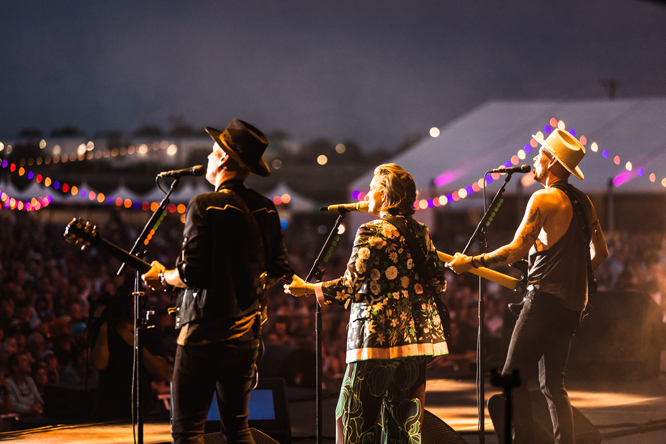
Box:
[353,117,666,210]
[2,118,664,212]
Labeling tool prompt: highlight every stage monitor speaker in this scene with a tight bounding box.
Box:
[568,290,663,380]
[422,409,467,444]
[205,378,291,444]
[488,393,600,444]
[203,428,279,444]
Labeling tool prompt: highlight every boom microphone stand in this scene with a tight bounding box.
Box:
[305,209,348,444]
[462,171,516,444]
[116,177,182,444]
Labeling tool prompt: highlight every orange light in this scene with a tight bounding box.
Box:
[177,204,186,213]
[98,193,105,203]
[151,202,159,211]
[281,194,291,204]
[124,199,132,208]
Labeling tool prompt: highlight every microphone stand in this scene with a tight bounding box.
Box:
[305,209,348,444]
[462,171,515,444]
[116,177,182,444]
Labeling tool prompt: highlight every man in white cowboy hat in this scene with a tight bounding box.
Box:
[143,119,293,444]
[448,128,608,444]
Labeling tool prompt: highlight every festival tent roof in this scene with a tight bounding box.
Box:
[265,181,316,213]
[350,98,666,203]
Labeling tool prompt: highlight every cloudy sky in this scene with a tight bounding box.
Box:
[2,0,665,150]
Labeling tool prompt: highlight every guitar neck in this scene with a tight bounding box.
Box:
[99,238,152,274]
[437,251,520,290]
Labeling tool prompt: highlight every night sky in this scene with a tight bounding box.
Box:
[2,0,666,150]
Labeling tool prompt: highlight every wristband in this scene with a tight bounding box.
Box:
[480,254,488,268]
[158,270,168,287]
[470,256,478,268]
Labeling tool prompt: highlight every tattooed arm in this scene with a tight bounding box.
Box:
[448,192,546,274]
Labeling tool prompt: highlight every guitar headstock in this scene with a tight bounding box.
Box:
[64,218,101,250]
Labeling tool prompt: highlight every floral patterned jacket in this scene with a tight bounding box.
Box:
[315,215,449,363]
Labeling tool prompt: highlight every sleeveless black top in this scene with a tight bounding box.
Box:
[527,183,593,311]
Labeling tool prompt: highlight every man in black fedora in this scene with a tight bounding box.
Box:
[143,119,293,444]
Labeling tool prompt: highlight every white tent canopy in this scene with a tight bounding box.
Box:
[351,98,666,202]
[265,182,315,213]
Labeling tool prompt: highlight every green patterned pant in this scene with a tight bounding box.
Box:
[336,356,428,444]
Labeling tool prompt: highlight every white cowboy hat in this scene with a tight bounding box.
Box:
[532,128,586,180]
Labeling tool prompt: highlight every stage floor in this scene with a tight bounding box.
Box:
[2,354,666,443]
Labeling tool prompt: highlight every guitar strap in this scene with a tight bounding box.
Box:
[382,214,451,340]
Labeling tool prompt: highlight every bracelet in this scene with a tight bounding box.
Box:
[158,270,168,287]
[479,254,488,268]
[470,256,478,268]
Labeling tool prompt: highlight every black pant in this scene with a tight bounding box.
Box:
[172,340,259,444]
[502,292,582,444]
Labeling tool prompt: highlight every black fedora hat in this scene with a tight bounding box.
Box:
[205,119,270,177]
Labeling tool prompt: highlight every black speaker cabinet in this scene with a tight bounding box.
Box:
[568,290,664,380]
[422,409,467,444]
[204,428,279,444]
[488,393,600,444]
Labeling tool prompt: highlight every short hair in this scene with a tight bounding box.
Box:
[373,164,417,216]
[8,351,26,371]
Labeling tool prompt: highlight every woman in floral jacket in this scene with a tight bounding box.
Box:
[286,163,448,444]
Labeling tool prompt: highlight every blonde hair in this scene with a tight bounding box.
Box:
[373,163,417,216]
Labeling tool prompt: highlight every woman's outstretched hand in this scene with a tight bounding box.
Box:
[284,274,311,297]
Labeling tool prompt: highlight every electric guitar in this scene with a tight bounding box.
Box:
[436,251,526,293]
[64,218,153,274]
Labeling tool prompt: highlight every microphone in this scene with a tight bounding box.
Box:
[157,165,205,178]
[488,165,531,174]
[320,202,369,212]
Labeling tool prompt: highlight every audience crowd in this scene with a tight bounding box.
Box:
[0,208,664,424]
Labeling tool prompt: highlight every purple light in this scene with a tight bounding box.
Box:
[569,129,576,137]
[637,168,644,177]
[524,144,532,154]
[613,171,633,187]
[27,171,34,180]
[602,150,609,159]
[427,199,434,208]
[485,174,494,185]
[465,185,473,195]
[446,193,453,202]
[54,181,60,190]
[1,160,7,168]
[544,125,552,134]
[80,189,86,197]
[504,160,512,168]
[133,200,141,209]
[106,196,114,205]
[352,190,360,200]
[434,168,468,187]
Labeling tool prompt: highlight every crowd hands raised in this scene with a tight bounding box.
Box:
[0,209,665,419]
